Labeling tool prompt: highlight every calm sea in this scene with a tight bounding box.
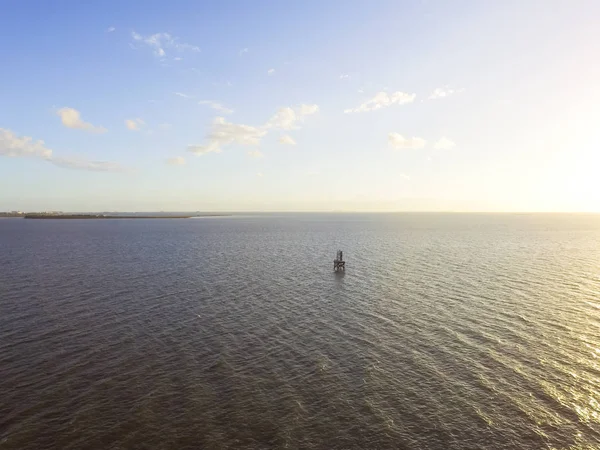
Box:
[1,213,600,449]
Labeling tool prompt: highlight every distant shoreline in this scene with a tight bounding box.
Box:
[23,214,228,220]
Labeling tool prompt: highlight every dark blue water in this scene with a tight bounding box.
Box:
[1,213,600,449]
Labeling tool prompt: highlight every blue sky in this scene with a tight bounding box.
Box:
[1,0,599,211]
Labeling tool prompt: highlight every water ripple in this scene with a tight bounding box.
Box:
[1,213,600,449]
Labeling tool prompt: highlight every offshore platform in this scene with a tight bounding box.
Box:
[334,250,345,272]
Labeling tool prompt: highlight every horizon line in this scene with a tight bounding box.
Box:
[3,210,599,215]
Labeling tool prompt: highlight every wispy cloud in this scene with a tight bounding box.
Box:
[158,123,172,131]
[388,133,426,150]
[247,150,264,158]
[279,135,296,145]
[299,104,319,116]
[428,87,463,100]
[188,104,319,155]
[399,173,411,180]
[56,108,107,133]
[265,104,319,130]
[212,80,233,88]
[131,31,200,57]
[265,107,298,130]
[166,156,186,166]
[256,172,264,177]
[49,157,126,172]
[433,137,456,149]
[344,91,416,113]
[188,118,267,155]
[174,92,192,99]
[1,128,124,172]
[267,68,275,75]
[339,74,350,80]
[125,118,145,131]
[106,26,115,33]
[199,100,234,114]
[239,48,249,55]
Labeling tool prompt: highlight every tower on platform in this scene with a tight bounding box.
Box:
[334,250,345,272]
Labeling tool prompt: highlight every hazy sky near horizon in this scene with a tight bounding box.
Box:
[1,0,599,212]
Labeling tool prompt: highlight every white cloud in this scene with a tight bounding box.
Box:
[428,87,463,100]
[188,117,267,155]
[0,128,53,159]
[56,108,107,133]
[131,31,200,57]
[174,92,192,99]
[256,172,264,177]
[173,57,183,61]
[0,128,124,172]
[340,74,349,79]
[125,118,145,131]
[388,133,426,150]
[433,137,456,150]
[158,123,172,131]
[265,104,319,130]
[166,156,186,165]
[106,26,115,33]
[247,150,264,158]
[267,69,275,75]
[240,48,249,55]
[265,107,296,130]
[279,135,296,145]
[399,173,411,180]
[299,104,319,116]
[199,100,234,114]
[344,91,416,113]
[189,104,318,155]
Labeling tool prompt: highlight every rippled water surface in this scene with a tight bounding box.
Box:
[1,213,600,449]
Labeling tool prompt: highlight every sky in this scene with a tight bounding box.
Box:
[1,0,599,212]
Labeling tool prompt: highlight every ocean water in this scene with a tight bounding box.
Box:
[1,213,600,450]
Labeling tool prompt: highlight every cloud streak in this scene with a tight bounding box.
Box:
[50,157,127,172]
[199,100,234,114]
[131,31,200,57]
[1,128,125,172]
[57,108,107,133]
[344,91,416,113]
